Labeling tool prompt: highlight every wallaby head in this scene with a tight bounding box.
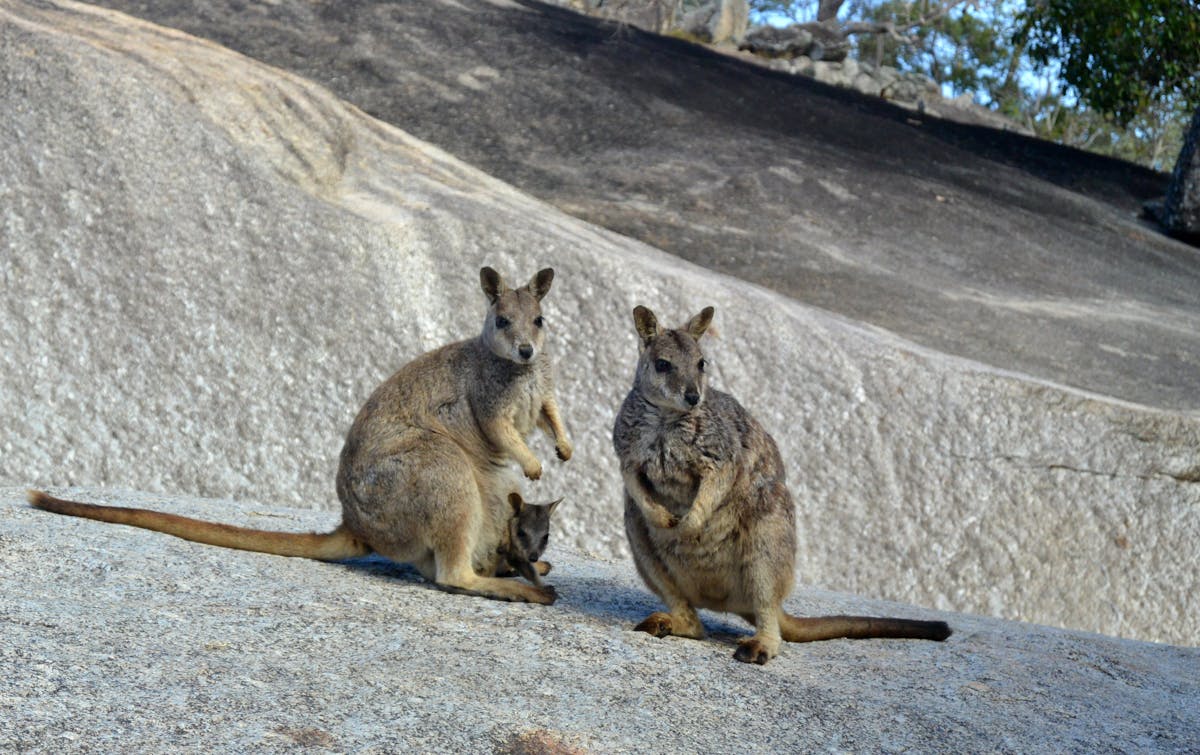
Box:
[631,305,715,413]
[506,491,561,565]
[480,266,554,364]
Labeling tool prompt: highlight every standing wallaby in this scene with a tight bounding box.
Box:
[492,492,560,586]
[29,266,572,605]
[612,305,951,664]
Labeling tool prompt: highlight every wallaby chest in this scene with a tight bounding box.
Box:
[617,394,741,514]
[473,361,545,435]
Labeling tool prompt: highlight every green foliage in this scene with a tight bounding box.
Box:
[1020,0,1200,128]
[745,0,1197,170]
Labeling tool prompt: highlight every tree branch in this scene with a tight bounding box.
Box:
[840,0,979,46]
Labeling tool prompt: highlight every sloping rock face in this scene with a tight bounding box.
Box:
[2,489,1198,752]
[2,0,1198,646]
[82,0,1200,411]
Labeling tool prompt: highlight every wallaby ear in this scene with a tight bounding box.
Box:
[632,305,660,346]
[685,306,715,339]
[527,268,554,301]
[545,498,562,516]
[507,492,524,514]
[481,266,507,304]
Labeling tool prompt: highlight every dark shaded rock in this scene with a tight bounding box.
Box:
[4,0,1199,648]
[61,0,1200,411]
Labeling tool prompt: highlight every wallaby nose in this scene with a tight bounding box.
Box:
[684,390,701,407]
[518,344,534,360]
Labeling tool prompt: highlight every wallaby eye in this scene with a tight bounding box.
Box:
[495,315,510,329]
[533,315,544,328]
[698,358,706,373]
[654,358,671,374]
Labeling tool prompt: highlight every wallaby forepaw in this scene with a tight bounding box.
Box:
[634,612,674,638]
[642,505,677,529]
[534,560,552,576]
[734,638,775,665]
[674,517,702,538]
[523,461,543,480]
[555,440,573,462]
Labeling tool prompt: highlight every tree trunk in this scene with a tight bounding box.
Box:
[817,0,845,23]
[1160,105,1200,242]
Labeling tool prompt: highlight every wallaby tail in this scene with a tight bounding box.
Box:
[27,490,370,561]
[780,612,951,643]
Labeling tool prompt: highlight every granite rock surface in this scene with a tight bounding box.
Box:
[2,488,1198,752]
[2,0,1198,646]
[83,0,1200,411]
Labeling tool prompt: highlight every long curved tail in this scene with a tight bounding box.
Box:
[780,612,952,642]
[27,490,370,561]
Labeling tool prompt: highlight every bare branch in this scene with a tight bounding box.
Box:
[840,0,979,46]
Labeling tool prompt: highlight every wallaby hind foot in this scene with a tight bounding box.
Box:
[614,305,950,665]
[29,265,572,610]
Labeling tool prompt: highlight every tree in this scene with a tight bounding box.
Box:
[1020,0,1200,237]
[747,2,1195,175]
[1020,0,1200,128]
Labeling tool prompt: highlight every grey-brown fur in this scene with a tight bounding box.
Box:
[491,492,560,586]
[336,266,572,604]
[613,305,950,664]
[29,266,571,607]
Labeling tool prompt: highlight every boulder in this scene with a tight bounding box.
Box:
[852,70,883,97]
[677,0,749,44]
[2,488,1198,751]
[2,0,1199,648]
[740,21,851,61]
[78,0,1200,414]
[739,23,814,58]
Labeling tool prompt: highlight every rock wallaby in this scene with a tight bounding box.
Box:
[30,266,572,605]
[492,492,560,587]
[612,305,951,664]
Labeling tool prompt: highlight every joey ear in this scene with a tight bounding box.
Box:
[481,267,507,304]
[507,492,524,514]
[685,306,715,339]
[632,305,660,346]
[545,498,562,516]
[527,268,554,301]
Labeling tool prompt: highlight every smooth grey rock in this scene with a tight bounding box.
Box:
[2,0,1199,649]
[2,488,1198,752]
[77,0,1200,411]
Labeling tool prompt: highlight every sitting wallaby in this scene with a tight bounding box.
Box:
[29,266,572,605]
[491,492,560,586]
[612,305,951,664]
